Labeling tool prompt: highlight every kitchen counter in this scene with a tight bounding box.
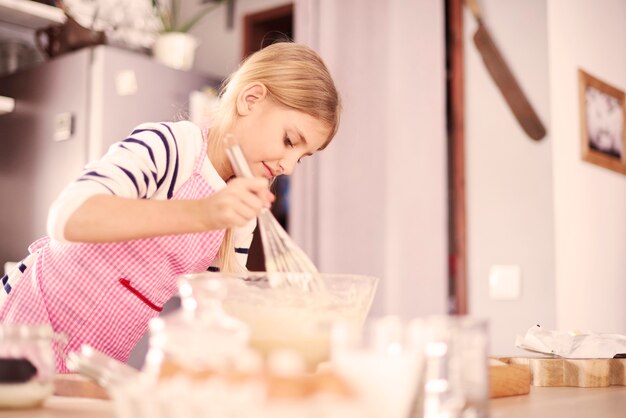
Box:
[0,397,112,418]
[3,386,626,417]
[491,386,626,418]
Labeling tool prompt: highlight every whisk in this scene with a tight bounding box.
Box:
[224,134,323,291]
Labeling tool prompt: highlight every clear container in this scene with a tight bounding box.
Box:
[415,316,490,418]
[0,324,61,409]
[143,277,251,379]
[331,316,426,418]
[178,272,379,372]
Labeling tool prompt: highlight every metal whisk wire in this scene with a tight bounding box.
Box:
[257,210,317,273]
[223,134,323,292]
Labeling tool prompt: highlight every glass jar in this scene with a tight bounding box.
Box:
[143,277,251,379]
[0,324,61,409]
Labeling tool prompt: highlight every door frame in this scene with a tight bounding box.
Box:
[243,3,294,57]
[447,0,467,314]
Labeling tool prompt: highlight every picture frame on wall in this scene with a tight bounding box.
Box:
[578,69,626,175]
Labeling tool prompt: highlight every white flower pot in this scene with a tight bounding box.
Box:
[152,32,199,71]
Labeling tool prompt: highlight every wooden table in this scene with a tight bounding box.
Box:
[2,386,626,417]
[0,397,113,418]
[491,386,626,418]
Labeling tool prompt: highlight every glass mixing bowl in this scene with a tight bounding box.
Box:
[177,272,379,371]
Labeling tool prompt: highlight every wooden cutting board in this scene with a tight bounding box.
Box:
[497,357,626,388]
[489,358,531,398]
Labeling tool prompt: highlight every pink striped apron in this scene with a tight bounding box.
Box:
[0,133,225,372]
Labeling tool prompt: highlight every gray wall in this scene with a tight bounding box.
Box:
[548,0,626,334]
[466,0,626,353]
[464,0,555,355]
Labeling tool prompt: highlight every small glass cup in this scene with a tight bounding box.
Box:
[417,316,489,418]
[331,316,426,418]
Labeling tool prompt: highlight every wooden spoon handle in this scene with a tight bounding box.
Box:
[465,0,482,21]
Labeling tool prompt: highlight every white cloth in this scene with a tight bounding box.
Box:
[516,325,626,358]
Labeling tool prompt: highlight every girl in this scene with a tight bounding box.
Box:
[0,42,341,371]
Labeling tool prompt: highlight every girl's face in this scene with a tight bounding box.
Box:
[231,85,331,180]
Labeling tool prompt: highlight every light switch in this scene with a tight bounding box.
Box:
[489,264,521,300]
[53,112,73,141]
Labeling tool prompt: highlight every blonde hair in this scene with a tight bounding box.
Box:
[207,42,341,272]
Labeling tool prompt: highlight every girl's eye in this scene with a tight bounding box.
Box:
[284,135,294,148]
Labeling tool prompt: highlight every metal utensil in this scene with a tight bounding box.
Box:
[223,134,323,291]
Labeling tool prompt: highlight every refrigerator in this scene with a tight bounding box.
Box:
[0,45,219,269]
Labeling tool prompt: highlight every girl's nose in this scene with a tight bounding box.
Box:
[279,156,299,176]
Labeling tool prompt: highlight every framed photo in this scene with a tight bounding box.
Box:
[579,69,626,175]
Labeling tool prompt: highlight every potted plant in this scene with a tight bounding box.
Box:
[151,0,227,70]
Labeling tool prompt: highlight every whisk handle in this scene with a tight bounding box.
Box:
[224,134,255,178]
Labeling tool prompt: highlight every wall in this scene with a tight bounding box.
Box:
[466,0,626,355]
[291,0,448,318]
[547,0,626,333]
[184,0,291,78]
[464,0,555,355]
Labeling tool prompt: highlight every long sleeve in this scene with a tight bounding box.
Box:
[47,121,203,242]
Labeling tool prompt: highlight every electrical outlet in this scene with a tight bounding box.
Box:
[53,112,73,141]
[489,264,521,300]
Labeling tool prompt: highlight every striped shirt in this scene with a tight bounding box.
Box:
[47,120,254,270]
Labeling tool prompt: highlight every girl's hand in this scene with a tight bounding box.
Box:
[199,177,275,229]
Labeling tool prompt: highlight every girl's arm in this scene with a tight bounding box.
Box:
[48,121,272,243]
[64,177,272,243]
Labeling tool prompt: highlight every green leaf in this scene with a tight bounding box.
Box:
[152,0,170,31]
[153,0,226,33]
[171,0,179,32]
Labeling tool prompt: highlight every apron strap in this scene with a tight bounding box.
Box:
[28,236,50,254]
